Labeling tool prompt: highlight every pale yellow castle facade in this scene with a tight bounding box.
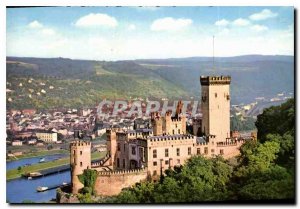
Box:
[70,75,255,196]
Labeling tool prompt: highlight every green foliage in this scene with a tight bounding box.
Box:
[231,115,256,131]
[255,98,295,170]
[78,169,98,196]
[256,98,295,142]
[263,133,295,169]
[237,165,294,200]
[112,156,233,203]
[77,193,95,203]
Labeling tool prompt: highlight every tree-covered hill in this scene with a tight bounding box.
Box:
[6,55,294,110]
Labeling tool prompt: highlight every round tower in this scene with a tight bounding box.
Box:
[70,140,91,194]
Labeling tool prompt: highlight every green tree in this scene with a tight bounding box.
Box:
[78,169,98,196]
[255,98,294,142]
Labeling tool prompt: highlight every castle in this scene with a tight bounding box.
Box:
[70,75,255,196]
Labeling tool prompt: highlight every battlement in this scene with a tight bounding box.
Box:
[91,153,111,168]
[200,75,231,86]
[128,131,153,137]
[148,134,194,142]
[70,140,91,147]
[150,112,161,120]
[196,142,209,146]
[171,117,184,122]
[97,168,147,176]
[216,141,238,147]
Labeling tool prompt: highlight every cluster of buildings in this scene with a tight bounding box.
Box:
[69,75,256,197]
[6,103,154,152]
[231,91,293,119]
[6,108,96,147]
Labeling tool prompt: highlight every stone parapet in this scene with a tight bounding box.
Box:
[200,75,231,86]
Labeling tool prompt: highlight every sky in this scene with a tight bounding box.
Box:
[6,6,294,61]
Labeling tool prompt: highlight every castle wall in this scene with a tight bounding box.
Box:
[94,169,148,196]
[146,136,196,176]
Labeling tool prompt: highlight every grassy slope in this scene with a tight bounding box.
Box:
[7,151,105,180]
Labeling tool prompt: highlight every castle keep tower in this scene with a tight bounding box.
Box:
[70,141,91,194]
[200,76,231,142]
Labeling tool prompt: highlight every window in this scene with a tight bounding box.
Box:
[123,159,125,168]
[132,147,136,155]
[117,143,120,151]
[153,170,157,176]
[178,129,180,134]
[215,93,217,98]
[80,162,82,167]
[197,148,201,155]
[188,147,191,155]
[220,149,224,155]
[153,149,157,158]
[165,148,169,157]
[165,160,169,165]
[172,130,175,135]
[80,151,82,155]
[204,147,208,155]
[211,149,214,153]
[153,161,157,166]
[177,159,180,164]
[177,148,180,156]
[117,158,120,168]
[175,124,177,128]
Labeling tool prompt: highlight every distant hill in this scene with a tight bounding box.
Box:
[6,55,294,110]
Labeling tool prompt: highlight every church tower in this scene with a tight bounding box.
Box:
[200,76,231,142]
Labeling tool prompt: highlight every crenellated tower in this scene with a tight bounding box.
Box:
[151,112,163,136]
[70,140,91,194]
[200,76,231,142]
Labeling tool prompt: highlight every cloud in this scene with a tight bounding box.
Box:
[75,13,118,28]
[150,17,192,31]
[28,20,43,28]
[251,24,268,32]
[232,18,251,26]
[41,28,56,35]
[134,6,160,11]
[249,9,278,21]
[215,19,230,27]
[128,24,136,30]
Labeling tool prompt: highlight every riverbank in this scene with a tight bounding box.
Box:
[7,149,69,162]
[7,151,105,180]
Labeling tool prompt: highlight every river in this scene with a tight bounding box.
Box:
[6,154,70,203]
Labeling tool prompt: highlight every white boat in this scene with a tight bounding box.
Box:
[28,177,32,180]
[36,186,48,192]
[39,158,45,163]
